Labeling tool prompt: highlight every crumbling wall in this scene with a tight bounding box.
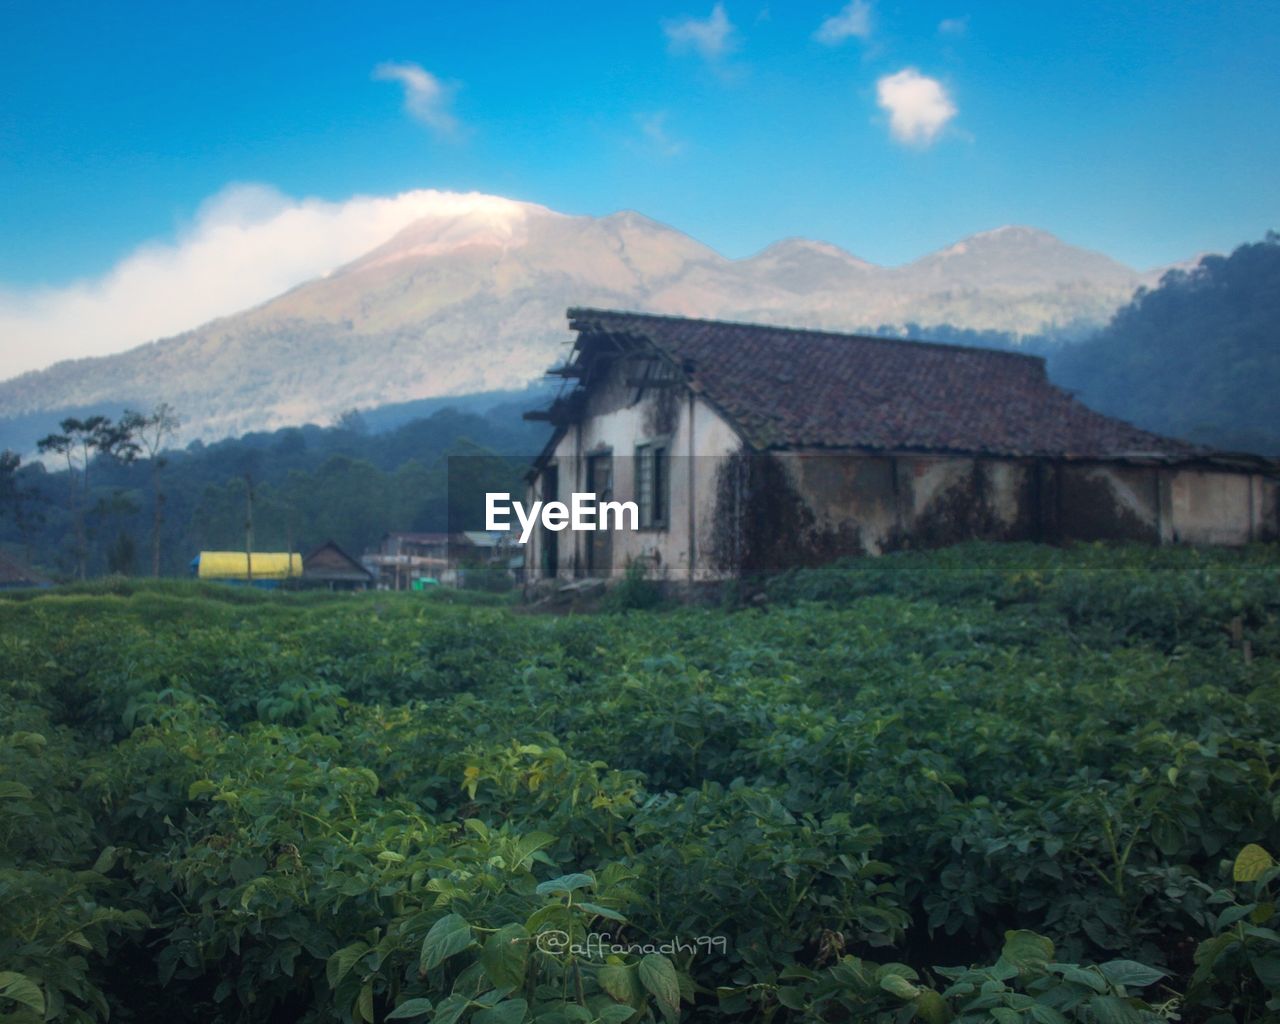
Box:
[1260,476,1280,542]
[900,458,1036,549]
[792,456,896,553]
[708,451,860,577]
[694,449,1280,582]
[708,453,1042,576]
[785,455,1037,556]
[643,379,681,438]
[1057,464,1161,543]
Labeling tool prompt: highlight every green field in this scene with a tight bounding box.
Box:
[2,544,1279,1024]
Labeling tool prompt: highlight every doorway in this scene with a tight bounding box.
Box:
[585,452,613,577]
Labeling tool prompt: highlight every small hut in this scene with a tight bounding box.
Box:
[301,541,373,591]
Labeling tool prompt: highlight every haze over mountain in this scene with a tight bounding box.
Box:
[0,195,1166,446]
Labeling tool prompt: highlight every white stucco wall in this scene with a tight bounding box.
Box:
[1169,470,1273,545]
[527,358,741,581]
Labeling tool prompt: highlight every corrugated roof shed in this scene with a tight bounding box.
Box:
[561,308,1201,459]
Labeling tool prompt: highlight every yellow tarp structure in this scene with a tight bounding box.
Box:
[197,551,302,580]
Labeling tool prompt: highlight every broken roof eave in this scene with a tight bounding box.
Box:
[525,326,693,478]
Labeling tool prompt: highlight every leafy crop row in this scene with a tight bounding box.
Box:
[1,542,1278,1022]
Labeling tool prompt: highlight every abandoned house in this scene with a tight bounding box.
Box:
[523,308,1279,582]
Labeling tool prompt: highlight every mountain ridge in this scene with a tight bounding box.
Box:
[0,197,1180,448]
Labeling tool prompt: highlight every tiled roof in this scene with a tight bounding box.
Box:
[565,308,1199,458]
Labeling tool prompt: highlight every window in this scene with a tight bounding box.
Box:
[635,441,669,528]
[651,444,667,526]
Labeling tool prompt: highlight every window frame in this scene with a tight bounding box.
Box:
[634,438,670,530]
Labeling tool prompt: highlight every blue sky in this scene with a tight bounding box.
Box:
[2,1,1278,289]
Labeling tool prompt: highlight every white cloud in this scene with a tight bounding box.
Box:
[814,0,872,45]
[938,15,968,35]
[637,111,685,156]
[373,61,458,135]
[875,68,957,146]
[0,186,539,377]
[663,3,736,60]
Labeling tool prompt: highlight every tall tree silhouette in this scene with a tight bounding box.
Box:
[122,403,182,576]
[37,416,140,578]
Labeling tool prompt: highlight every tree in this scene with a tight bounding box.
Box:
[106,531,137,576]
[333,408,368,435]
[122,403,182,576]
[243,472,256,584]
[0,451,45,564]
[96,490,140,575]
[1050,232,1280,453]
[37,416,141,578]
[0,450,19,517]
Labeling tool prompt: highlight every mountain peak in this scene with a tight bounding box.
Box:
[931,226,1068,260]
[972,225,1059,243]
[750,237,870,263]
[338,193,562,275]
[906,225,1139,292]
[599,209,672,231]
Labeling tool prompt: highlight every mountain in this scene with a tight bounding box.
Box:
[0,196,1158,447]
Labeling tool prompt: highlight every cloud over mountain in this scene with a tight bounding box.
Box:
[0,187,531,376]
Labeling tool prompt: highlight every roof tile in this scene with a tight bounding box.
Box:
[566,308,1198,458]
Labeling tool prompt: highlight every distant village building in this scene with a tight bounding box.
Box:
[363,531,516,589]
[301,540,373,591]
[0,550,51,590]
[456,531,523,587]
[524,308,1279,582]
[363,532,451,589]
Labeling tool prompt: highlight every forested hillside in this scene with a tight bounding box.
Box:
[0,404,550,579]
[1050,232,1280,453]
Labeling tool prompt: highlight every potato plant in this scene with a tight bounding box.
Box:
[1,542,1278,1022]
